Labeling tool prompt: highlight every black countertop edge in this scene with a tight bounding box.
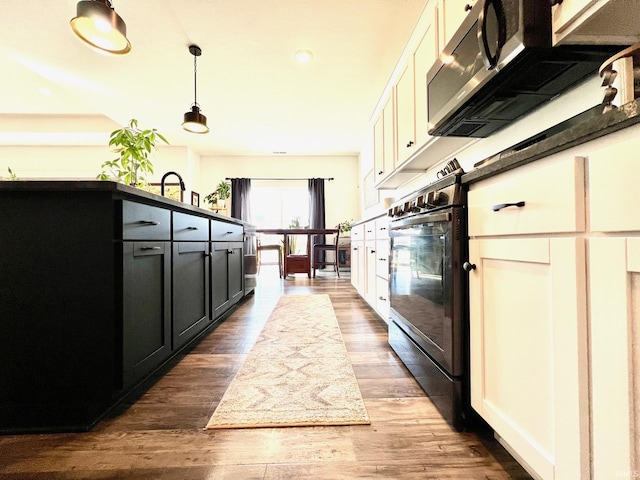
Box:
[461,99,640,185]
[0,180,250,226]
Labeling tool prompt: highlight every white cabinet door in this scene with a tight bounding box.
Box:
[414,13,437,149]
[395,60,416,167]
[351,240,364,294]
[589,237,640,480]
[365,240,377,305]
[469,237,589,480]
[374,95,395,186]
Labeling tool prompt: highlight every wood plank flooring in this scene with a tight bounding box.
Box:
[0,269,532,479]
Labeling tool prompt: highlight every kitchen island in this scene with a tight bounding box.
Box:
[0,181,250,433]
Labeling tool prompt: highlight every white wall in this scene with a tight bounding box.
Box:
[200,154,360,228]
[0,144,202,200]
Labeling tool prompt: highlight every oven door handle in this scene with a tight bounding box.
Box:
[391,211,451,230]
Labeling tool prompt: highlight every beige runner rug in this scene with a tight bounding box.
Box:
[205,294,370,429]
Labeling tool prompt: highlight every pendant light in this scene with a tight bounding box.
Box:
[70,0,131,55]
[182,45,210,134]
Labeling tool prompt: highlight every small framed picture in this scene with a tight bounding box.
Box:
[149,183,184,202]
[191,191,200,207]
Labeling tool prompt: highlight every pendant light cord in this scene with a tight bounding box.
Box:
[193,53,198,108]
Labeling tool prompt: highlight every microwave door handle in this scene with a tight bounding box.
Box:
[477,0,506,70]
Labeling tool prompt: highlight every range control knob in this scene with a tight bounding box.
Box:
[416,195,426,208]
[434,191,449,206]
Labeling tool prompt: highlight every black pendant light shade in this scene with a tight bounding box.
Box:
[183,105,209,134]
[70,0,131,55]
[182,45,210,134]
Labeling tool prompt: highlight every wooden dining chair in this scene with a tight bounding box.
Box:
[312,230,340,278]
[257,235,283,277]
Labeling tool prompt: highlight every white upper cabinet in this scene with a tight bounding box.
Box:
[552,0,640,45]
[373,94,396,187]
[395,61,416,167]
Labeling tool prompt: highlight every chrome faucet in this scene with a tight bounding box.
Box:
[160,171,186,196]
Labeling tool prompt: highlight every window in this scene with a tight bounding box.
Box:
[251,183,309,228]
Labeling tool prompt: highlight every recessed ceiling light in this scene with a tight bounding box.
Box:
[295,50,313,64]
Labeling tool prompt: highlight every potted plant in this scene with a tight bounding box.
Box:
[205,180,231,209]
[336,219,354,235]
[97,119,169,187]
[215,180,231,207]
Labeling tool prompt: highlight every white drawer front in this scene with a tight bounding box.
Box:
[375,217,390,240]
[468,156,585,236]
[589,135,640,232]
[375,239,389,279]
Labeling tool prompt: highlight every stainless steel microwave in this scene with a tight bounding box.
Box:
[426,0,622,138]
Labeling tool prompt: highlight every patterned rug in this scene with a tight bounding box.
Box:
[205,294,370,429]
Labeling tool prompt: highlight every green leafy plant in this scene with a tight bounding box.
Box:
[215,180,231,200]
[203,191,219,206]
[336,219,354,233]
[204,180,231,207]
[97,119,169,186]
[7,167,18,180]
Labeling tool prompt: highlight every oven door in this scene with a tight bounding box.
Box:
[389,208,465,377]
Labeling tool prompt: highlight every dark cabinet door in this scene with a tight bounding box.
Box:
[228,242,244,306]
[211,241,244,319]
[172,241,210,349]
[211,243,230,319]
[122,242,171,388]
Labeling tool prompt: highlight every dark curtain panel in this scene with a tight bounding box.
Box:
[230,178,252,222]
[308,178,326,261]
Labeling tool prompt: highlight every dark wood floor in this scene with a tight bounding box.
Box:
[0,269,531,479]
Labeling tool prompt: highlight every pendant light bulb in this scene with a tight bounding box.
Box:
[70,0,131,55]
[182,45,210,134]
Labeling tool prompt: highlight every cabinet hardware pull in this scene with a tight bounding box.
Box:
[491,201,525,212]
[227,249,234,254]
[353,247,358,250]
[138,220,159,226]
[226,231,233,234]
[370,250,376,253]
[141,246,162,251]
[379,296,387,301]
[187,226,198,230]
[406,140,414,148]
[462,262,476,272]
[379,258,387,261]
[378,170,383,175]
[465,3,473,11]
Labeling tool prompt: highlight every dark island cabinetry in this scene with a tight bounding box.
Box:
[211,221,244,318]
[0,181,247,433]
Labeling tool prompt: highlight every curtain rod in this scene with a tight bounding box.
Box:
[226,177,334,181]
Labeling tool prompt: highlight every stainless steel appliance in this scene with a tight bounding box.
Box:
[388,171,469,430]
[427,0,623,138]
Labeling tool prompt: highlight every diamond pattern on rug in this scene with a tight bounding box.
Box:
[205,294,370,429]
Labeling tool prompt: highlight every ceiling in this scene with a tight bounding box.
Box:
[0,0,426,157]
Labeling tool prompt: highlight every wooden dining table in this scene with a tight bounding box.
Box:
[256,228,339,278]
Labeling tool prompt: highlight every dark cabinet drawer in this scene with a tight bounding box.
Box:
[121,201,171,240]
[173,212,209,241]
[211,220,243,242]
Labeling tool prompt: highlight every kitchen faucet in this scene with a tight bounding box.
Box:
[160,171,186,196]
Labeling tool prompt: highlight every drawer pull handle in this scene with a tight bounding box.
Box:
[370,250,376,254]
[141,246,162,251]
[187,226,199,230]
[139,220,159,226]
[462,262,476,272]
[491,201,525,212]
[379,296,387,301]
[228,249,234,254]
[226,231,234,234]
[379,258,387,261]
